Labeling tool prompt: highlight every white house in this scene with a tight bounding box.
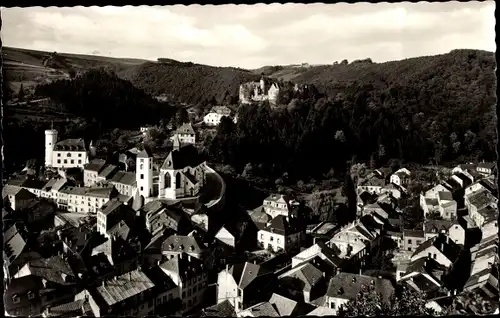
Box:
[262,194,297,219]
[257,215,304,253]
[203,106,232,126]
[390,168,411,188]
[420,184,453,217]
[423,220,465,246]
[170,123,196,145]
[46,129,89,169]
[410,234,461,269]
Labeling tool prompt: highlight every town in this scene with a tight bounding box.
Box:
[3,101,498,316]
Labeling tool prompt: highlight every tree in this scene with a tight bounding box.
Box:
[18,84,25,102]
[334,130,346,143]
[68,68,77,79]
[175,108,189,127]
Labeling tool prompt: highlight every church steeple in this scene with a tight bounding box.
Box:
[173,134,181,151]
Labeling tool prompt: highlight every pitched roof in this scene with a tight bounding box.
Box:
[202,299,236,317]
[278,262,324,292]
[175,123,195,135]
[306,306,337,316]
[99,199,124,216]
[95,269,155,306]
[161,234,205,255]
[438,191,454,201]
[137,148,153,158]
[211,106,232,115]
[45,299,87,317]
[478,162,496,170]
[42,177,68,192]
[413,234,461,263]
[326,273,394,303]
[161,145,204,170]
[26,255,76,285]
[84,159,107,172]
[54,138,86,151]
[294,241,344,268]
[403,229,425,238]
[107,220,131,241]
[269,293,298,316]
[3,224,27,264]
[109,171,136,186]
[98,164,118,178]
[424,219,454,233]
[159,253,205,281]
[241,302,279,317]
[228,262,271,290]
[4,275,44,316]
[262,215,302,236]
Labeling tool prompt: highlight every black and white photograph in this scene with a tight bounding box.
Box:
[1,1,497,317]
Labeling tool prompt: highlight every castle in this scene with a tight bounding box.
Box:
[45,128,92,169]
[239,75,280,105]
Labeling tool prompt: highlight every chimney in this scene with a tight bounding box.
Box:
[157,260,161,266]
[187,255,191,262]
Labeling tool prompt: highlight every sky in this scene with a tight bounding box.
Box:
[1,2,496,69]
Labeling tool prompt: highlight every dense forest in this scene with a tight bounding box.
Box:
[119,62,261,105]
[34,69,176,128]
[208,50,497,181]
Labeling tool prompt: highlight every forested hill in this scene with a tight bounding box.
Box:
[34,69,176,128]
[118,62,261,105]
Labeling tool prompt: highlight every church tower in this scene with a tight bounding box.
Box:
[44,124,58,167]
[259,75,266,92]
[136,148,153,199]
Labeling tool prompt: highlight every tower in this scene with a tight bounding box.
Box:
[173,134,181,152]
[260,75,266,92]
[44,127,58,167]
[89,140,97,158]
[136,148,153,199]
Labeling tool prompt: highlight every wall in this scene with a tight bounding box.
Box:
[52,151,87,169]
[411,245,452,268]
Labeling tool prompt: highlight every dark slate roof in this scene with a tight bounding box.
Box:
[110,171,136,186]
[161,145,204,170]
[424,219,454,233]
[137,148,153,159]
[159,253,204,282]
[279,262,324,292]
[161,234,205,255]
[262,215,302,236]
[242,302,279,317]
[46,299,86,316]
[438,191,454,201]
[84,159,107,172]
[326,273,394,303]
[175,123,195,135]
[229,262,272,290]
[478,162,496,170]
[143,265,177,295]
[403,229,425,238]
[3,224,27,264]
[4,275,44,316]
[26,255,76,285]
[54,138,86,151]
[98,164,118,178]
[202,299,236,317]
[99,199,124,216]
[413,234,461,263]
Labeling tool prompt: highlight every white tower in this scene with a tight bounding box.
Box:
[260,76,266,92]
[44,127,58,167]
[136,148,153,199]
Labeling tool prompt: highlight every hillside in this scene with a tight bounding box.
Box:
[3,46,151,93]
[118,62,260,105]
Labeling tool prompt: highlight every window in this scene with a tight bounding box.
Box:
[78,154,82,157]
[140,174,144,180]
[140,159,144,163]
[270,236,274,241]
[277,238,281,244]
[408,247,412,251]
[67,153,71,157]
[416,240,422,245]
[260,234,264,240]
[64,159,68,164]
[57,159,61,164]
[12,295,20,304]
[78,160,81,164]
[428,252,432,258]
[188,289,192,297]
[433,254,437,259]
[57,153,61,157]
[407,239,412,244]
[238,302,243,309]
[237,289,242,297]
[330,302,335,309]
[71,160,74,164]
[141,186,144,191]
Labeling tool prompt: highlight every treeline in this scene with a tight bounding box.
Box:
[34,69,176,128]
[208,72,496,181]
[118,62,261,105]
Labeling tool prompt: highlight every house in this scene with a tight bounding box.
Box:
[46,131,88,169]
[86,269,156,317]
[91,237,139,277]
[257,215,304,253]
[410,234,462,269]
[3,187,38,211]
[424,219,465,245]
[12,255,80,308]
[3,224,29,281]
[215,225,241,249]
[322,273,394,314]
[216,262,275,312]
[403,230,426,252]
[58,184,118,213]
[308,222,339,245]
[4,275,45,317]
[465,189,498,228]
[109,171,137,197]
[203,106,232,126]
[237,301,279,317]
[96,199,136,237]
[437,191,458,220]
[83,159,107,186]
[390,168,411,188]
[201,299,236,317]
[291,241,344,279]
[262,194,296,219]
[397,257,450,299]
[476,162,496,176]
[381,183,403,199]
[158,138,206,200]
[42,298,92,317]
[161,233,207,261]
[159,253,208,314]
[277,262,326,303]
[144,265,182,316]
[357,173,386,195]
[420,184,452,217]
[170,123,196,145]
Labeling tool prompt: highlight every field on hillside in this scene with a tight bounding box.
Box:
[3,46,151,93]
